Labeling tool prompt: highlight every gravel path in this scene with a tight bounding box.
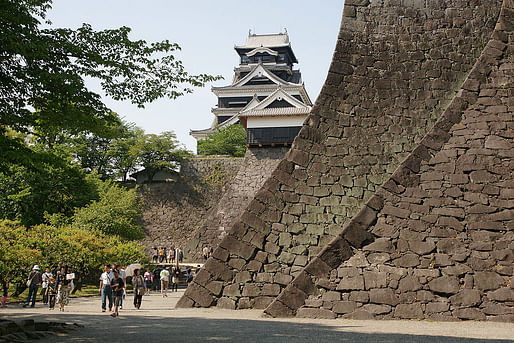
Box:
[2,291,512,342]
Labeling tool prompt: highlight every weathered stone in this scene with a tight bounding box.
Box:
[398,276,422,292]
[363,238,394,253]
[349,291,369,303]
[362,304,392,315]
[450,289,481,307]
[274,273,293,285]
[426,302,449,313]
[453,308,486,320]
[393,254,420,267]
[305,298,323,308]
[242,284,260,297]
[253,296,275,309]
[262,283,281,296]
[297,308,336,319]
[487,288,514,302]
[337,276,365,291]
[278,285,307,310]
[185,283,214,307]
[363,271,387,289]
[332,301,357,314]
[429,276,460,294]
[474,272,505,291]
[205,281,223,296]
[409,240,436,255]
[369,289,399,306]
[235,271,252,284]
[217,297,236,310]
[204,258,234,281]
[223,284,241,297]
[394,303,424,319]
[322,291,341,302]
[264,300,294,317]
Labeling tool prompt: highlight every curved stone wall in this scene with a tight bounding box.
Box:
[177,0,510,319]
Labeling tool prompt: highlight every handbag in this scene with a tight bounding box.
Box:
[26,273,35,287]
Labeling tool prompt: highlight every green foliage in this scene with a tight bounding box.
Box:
[72,181,143,240]
[133,131,192,182]
[0,156,99,227]
[197,124,247,157]
[0,0,221,169]
[204,162,227,186]
[0,220,147,294]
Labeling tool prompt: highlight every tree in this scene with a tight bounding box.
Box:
[72,181,143,240]
[108,124,144,181]
[134,131,191,182]
[0,0,221,169]
[197,124,247,157]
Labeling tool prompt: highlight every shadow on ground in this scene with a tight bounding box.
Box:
[4,311,512,343]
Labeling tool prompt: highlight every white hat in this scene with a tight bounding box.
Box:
[33,265,40,270]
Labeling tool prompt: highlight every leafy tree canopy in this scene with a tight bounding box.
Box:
[0,0,221,169]
[197,124,247,157]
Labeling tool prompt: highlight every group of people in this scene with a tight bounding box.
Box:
[202,246,213,261]
[21,263,74,311]
[152,247,183,264]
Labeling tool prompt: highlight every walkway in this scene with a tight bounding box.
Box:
[1,291,512,342]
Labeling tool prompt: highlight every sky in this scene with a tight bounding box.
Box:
[46,1,344,153]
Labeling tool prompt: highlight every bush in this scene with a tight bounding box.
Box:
[0,220,147,295]
[72,181,143,240]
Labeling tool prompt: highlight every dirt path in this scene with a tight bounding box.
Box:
[1,291,512,342]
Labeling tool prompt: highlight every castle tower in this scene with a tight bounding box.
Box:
[191,31,312,148]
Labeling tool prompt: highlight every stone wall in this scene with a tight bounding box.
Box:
[177,0,512,321]
[139,157,243,257]
[266,0,513,321]
[187,147,289,260]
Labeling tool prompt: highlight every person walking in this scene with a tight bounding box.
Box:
[152,267,161,291]
[143,268,153,295]
[132,269,145,309]
[171,266,180,292]
[160,267,170,297]
[152,247,158,263]
[1,280,8,308]
[56,265,71,312]
[99,264,113,312]
[158,247,164,263]
[202,246,209,261]
[163,247,168,263]
[178,248,184,263]
[169,248,175,264]
[41,267,52,305]
[23,265,42,308]
[46,276,56,310]
[114,263,126,309]
[186,268,194,285]
[111,270,124,317]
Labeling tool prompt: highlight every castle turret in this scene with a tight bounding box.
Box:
[191,30,312,148]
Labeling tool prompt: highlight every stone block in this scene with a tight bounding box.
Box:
[349,291,369,303]
[217,297,236,310]
[175,296,194,308]
[363,238,394,253]
[322,291,341,302]
[185,283,214,307]
[453,308,486,320]
[204,259,234,282]
[363,271,387,289]
[253,296,275,309]
[369,289,399,306]
[274,273,293,285]
[246,260,262,272]
[398,276,422,292]
[219,235,256,260]
[337,276,365,291]
[428,276,460,294]
[474,272,505,291]
[278,285,308,310]
[291,271,316,295]
[262,283,281,296]
[264,300,294,318]
[449,289,481,307]
[333,301,357,314]
[235,271,252,284]
[362,304,392,315]
[394,303,424,319]
[297,308,336,319]
[242,284,260,297]
[393,254,420,267]
[487,288,514,302]
[206,281,223,296]
[223,284,241,297]
[426,302,449,313]
[305,258,332,278]
[409,240,436,255]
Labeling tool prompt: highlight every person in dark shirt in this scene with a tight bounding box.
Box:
[23,265,42,308]
[111,270,124,317]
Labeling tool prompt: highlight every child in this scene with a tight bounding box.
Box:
[1,281,8,307]
[46,277,57,310]
[111,270,124,317]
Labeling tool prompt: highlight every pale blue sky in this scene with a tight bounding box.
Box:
[47,1,344,152]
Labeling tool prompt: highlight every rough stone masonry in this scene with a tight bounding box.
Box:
[177,0,513,322]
